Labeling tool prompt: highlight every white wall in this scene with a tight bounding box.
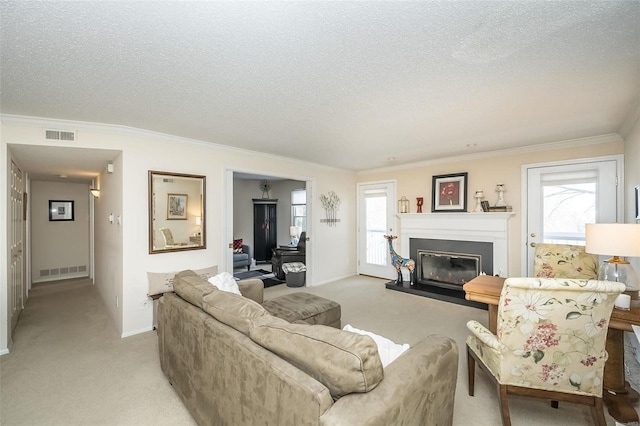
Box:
[93,152,124,334]
[0,116,356,350]
[624,114,640,273]
[357,135,625,277]
[232,178,262,251]
[30,181,90,283]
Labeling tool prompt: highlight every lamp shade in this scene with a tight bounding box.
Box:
[195,216,202,226]
[289,226,300,237]
[585,223,640,257]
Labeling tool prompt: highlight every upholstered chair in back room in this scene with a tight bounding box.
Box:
[533,243,599,279]
[466,277,625,426]
[271,232,306,280]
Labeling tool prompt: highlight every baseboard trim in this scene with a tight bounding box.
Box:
[121,326,154,338]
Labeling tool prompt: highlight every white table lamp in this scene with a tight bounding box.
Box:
[585,223,640,299]
[290,226,301,246]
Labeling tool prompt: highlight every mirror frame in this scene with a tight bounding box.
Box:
[149,170,206,254]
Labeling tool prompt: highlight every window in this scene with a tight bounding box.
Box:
[291,189,306,232]
[543,180,596,245]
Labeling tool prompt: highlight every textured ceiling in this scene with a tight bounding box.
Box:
[1,1,639,171]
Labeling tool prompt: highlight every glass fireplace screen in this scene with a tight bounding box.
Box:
[418,250,481,286]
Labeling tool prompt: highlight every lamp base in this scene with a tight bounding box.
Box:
[598,259,640,299]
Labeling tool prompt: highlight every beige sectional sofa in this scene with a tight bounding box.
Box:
[157,270,459,426]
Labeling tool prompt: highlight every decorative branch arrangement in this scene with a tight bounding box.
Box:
[320,191,341,226]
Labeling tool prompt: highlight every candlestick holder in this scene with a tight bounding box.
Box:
[495,184,507,207]
[474,190,484,213]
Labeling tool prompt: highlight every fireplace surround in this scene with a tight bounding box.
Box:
[387,212,514,307]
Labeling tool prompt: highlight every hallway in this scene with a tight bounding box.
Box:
[0,278,194,425]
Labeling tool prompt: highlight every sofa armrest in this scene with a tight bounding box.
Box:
[319,335,458,426]
[237,279,264,304]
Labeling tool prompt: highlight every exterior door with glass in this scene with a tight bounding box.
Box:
[523,156,622,276]
[357,181,396,279]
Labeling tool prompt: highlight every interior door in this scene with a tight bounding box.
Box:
[524,157,621,276]
[9,160,25,333]
[357,181,396,279]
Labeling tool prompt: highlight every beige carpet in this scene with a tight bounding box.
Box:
[1,276,638,425]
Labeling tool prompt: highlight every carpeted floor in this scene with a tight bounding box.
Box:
[1,276,638,425]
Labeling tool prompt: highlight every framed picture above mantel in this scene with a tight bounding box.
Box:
[432,172,468,213]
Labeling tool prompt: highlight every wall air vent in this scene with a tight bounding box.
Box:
[45,129,76,141]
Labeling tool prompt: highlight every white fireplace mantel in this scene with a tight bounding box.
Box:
[397,212,515,277]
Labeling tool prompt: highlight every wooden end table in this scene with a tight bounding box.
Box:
[463,275,640,423]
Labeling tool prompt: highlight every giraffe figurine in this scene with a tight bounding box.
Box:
[384,235,415,285]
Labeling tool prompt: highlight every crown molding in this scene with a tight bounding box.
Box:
[0,114,349,173]
[357,133,623,175]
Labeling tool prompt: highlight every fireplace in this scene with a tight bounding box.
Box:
[386,212,513,308]
[418,250,480,289]
[412,238,493,289]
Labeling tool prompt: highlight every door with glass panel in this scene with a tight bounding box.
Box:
[357,181,396,279]
[524,157,621,276]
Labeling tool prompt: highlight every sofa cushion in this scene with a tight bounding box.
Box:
[147,265,218,297]
[173,270,216,308]
[233,238,243,253]
[249,316,384,399]
[208,272,242,295]
[202,288,269,335]
[343,324,410,368]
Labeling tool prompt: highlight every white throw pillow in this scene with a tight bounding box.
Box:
[343,324,410,368]
[208,272,242,296]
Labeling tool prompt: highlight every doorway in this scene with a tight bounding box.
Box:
[225,169,313,283]
[357,181,397,280]
[522,155,623,276]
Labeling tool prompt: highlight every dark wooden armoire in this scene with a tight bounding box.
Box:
[253,199,277,262]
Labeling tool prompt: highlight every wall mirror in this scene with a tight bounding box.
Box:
[149,170,206,254]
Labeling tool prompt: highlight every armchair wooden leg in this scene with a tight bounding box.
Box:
[551,400,558,408]
[590,397,606,426]
[467,345,475,396]
[498,385,511,426]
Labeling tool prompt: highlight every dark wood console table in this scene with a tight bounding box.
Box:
[463,275,640,423]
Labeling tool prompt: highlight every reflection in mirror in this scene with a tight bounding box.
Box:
[149,170,206,254]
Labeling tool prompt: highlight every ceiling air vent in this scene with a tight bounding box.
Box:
[45,129,76,141]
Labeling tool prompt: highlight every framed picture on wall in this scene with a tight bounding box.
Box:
[49,200,74,221]
[167,193,188,220]
[431,172,468,212]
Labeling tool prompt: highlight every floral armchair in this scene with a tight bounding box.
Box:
[466,277,625,426]
[533,243,599,279]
